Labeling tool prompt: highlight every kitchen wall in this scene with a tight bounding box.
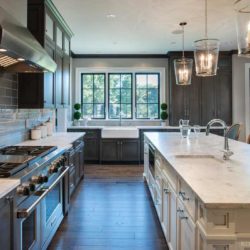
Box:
[0,70,54,146]
[71,57,168,125]
[0,0,27,26]
[232,54,250,141]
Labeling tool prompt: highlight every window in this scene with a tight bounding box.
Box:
[81,73,105,119]
[108,73,133,119]
[135,73,160,119]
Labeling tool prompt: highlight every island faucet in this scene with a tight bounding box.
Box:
[206,119,233,160]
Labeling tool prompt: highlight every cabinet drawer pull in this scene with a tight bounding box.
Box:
[177,208,184,213]
[179,191,190,201]
[180,215,188,220]
[164,188,170,194]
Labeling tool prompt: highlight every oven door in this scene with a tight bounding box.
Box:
[40,178,64,249]
[15,198,41,250]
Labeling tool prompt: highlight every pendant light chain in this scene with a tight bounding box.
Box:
[182,25,185,58]
[205,0,208,38]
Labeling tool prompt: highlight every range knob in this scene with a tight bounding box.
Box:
[49,164,58,173]
[17,185,30,196]
[29,183,36,192]
[31,175,44,184]
[42,175,48,183]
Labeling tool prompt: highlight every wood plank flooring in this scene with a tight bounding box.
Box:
[48,165,169,250]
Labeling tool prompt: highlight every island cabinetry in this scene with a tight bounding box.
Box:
[177,198,196,250]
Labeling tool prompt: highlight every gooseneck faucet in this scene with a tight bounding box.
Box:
[206,119,233,160]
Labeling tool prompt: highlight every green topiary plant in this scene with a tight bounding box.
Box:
[74,103,81,111]
[73,103,81,121]
[161,103,168,111]
[160,103,168,123]
[74,111,81,120]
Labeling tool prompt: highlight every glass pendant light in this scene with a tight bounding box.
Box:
[174,22,193,86]
[194,0,220,77]
[234,0,250,57]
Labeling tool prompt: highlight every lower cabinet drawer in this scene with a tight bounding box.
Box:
[179,179,196,221]
[162,159,178,192]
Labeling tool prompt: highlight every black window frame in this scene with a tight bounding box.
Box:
[81,73,106,119]
[135,72,160,119]
[108,73,133,120]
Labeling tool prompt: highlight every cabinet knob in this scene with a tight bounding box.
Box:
[179,191,190,201]
[164,188,170,194]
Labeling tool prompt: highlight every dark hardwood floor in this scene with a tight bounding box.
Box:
[48,165,169,250]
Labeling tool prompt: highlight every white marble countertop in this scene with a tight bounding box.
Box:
[17,132,85,150]
[145,132,250,208]
[0,179,20,199]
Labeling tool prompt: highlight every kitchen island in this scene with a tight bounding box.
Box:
[144,132,250,250]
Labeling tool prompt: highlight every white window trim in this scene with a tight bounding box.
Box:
[75,67,166,120]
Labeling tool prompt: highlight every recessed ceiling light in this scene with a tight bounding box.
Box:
[106,14,116,19]
[17,58,25,62]
[0,48,7,52]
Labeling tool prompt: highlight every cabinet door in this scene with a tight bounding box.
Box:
[201,77,217,126]
[55,50,63,106]
[162,180,170,240]
[0,194,13,250]
[101,140,120,162]
[56,26,63,49]
[84,138,99,161]
[185,74,201,125]
[45,13,54,40]
[177,200,196,250]
[44,40,55,107]
[120,139,139,162]
[62,55,70,106]
[64,35,70,55]
[215,69,232,125]
[169,184,178,250]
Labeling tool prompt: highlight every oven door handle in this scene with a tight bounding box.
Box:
[17,167,69,219]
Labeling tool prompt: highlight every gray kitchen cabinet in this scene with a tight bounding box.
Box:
[101,139,140,163]
[168,52,232,126]
[67,136,84,198]
[0,192,14,250]
[67,129,100,163]
[101,139,120,162]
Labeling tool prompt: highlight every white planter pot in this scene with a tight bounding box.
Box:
[161,121,167,126]
[73,120,80,126]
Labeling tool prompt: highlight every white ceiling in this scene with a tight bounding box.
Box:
[52,0,237,54]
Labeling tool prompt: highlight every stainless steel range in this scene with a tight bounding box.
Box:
[0,145,69,250]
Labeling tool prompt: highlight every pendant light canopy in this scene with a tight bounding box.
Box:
[234,0,250,57]
[174,22,193,86]
[194,0,220,77]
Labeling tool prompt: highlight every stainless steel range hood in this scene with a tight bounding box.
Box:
[0,7,57,73]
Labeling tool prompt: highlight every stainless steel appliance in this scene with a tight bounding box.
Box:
[0,146,69,250]
[0,7,57,73]
[148,143,155,179]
